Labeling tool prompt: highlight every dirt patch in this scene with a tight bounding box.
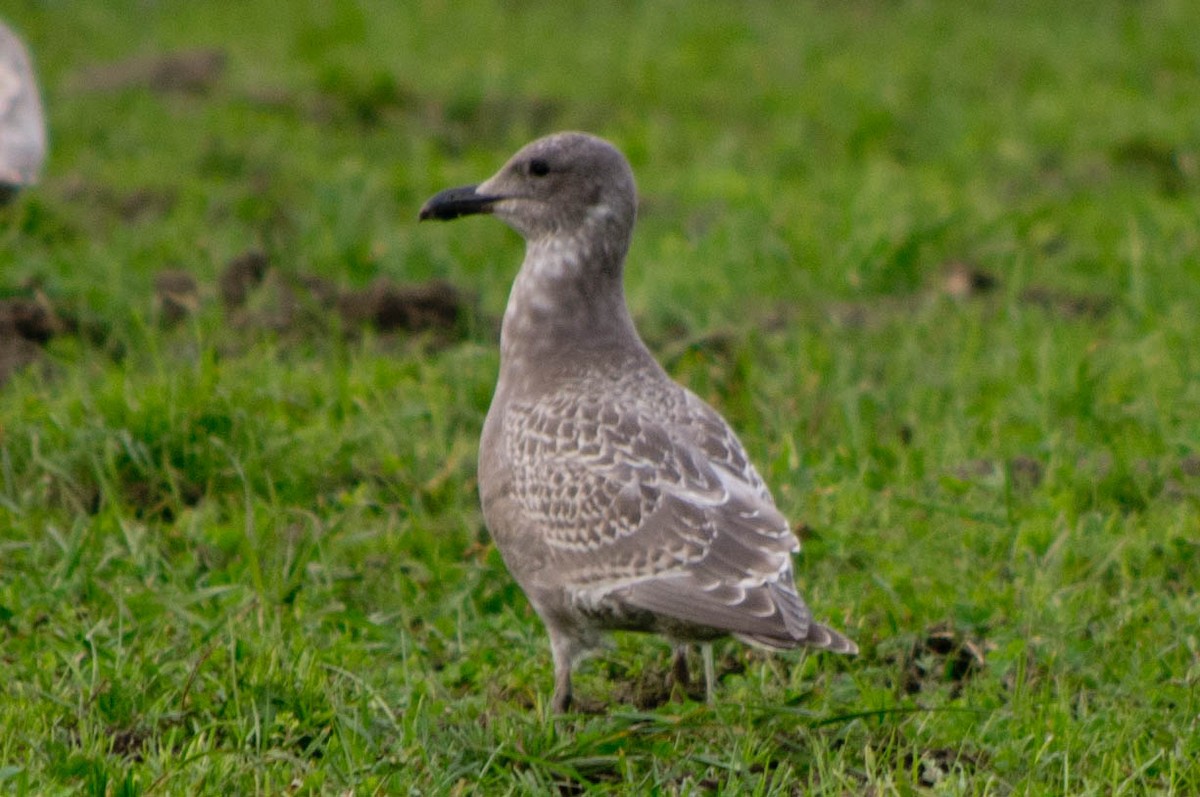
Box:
[108,725,151,761]
[0,294,69,385]
[123,475,204,522]
[903,747,982,788]
[0,258,471,387]
[952,458,999,481]
[218,250,269,309]
[1007,455,1044,492]
[71,48,226,95]
[57,175,177,223]
[153,269,200,326]
[0,295,64,343]
[116,188,177,223]
[940,261,998,299]
[337,277,464,333]
[1019,286,1113,319]
[602,645,743,709]
[229,268,338,335]
[220,251,467,340]
[606,661,677,710]
[950,456,1043,493]
[901,623,990,696]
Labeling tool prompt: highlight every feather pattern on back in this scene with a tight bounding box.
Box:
[501,365,812,642]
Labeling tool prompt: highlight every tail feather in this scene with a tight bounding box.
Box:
[735,620,858,655]
[803,621,859,655]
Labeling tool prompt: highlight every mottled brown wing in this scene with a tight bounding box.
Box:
[504,386,812,642]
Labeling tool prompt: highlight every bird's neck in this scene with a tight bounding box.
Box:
[498,235,642,373]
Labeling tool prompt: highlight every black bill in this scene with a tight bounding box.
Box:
[418,184,503,221]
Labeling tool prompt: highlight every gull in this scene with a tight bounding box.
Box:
[0,20,46,203]
[420,132,856,712]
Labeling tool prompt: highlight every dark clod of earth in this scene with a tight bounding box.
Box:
[941,261,998,299]
[0,295,69,386]
[0,296,64,344]
[902,623,989,696]
[153,269,200,326]
[219,250,269,309]
[337,277,463,333]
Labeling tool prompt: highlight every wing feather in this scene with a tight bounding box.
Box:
[503,374,819,644]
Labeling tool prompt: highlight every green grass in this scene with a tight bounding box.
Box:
[2,0,1199,793]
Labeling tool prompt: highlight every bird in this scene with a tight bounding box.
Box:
[419,132,857,712]
[0,20,46,204]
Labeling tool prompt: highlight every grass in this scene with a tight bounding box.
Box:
[2,0,1199,792]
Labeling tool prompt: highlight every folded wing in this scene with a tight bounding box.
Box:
[504,382,849,649]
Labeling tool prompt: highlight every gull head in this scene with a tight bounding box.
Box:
[419,132,637,245]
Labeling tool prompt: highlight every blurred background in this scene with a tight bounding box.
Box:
[6,2,1198,326]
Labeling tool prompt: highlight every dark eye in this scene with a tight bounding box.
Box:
[528,158,551,177]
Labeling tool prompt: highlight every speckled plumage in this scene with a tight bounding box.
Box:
[420,132,856,711]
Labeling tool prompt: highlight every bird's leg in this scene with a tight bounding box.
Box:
[701,643,715,705]
[552,677,572,713]
[670,644,690,700]
[548,630,575,713]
